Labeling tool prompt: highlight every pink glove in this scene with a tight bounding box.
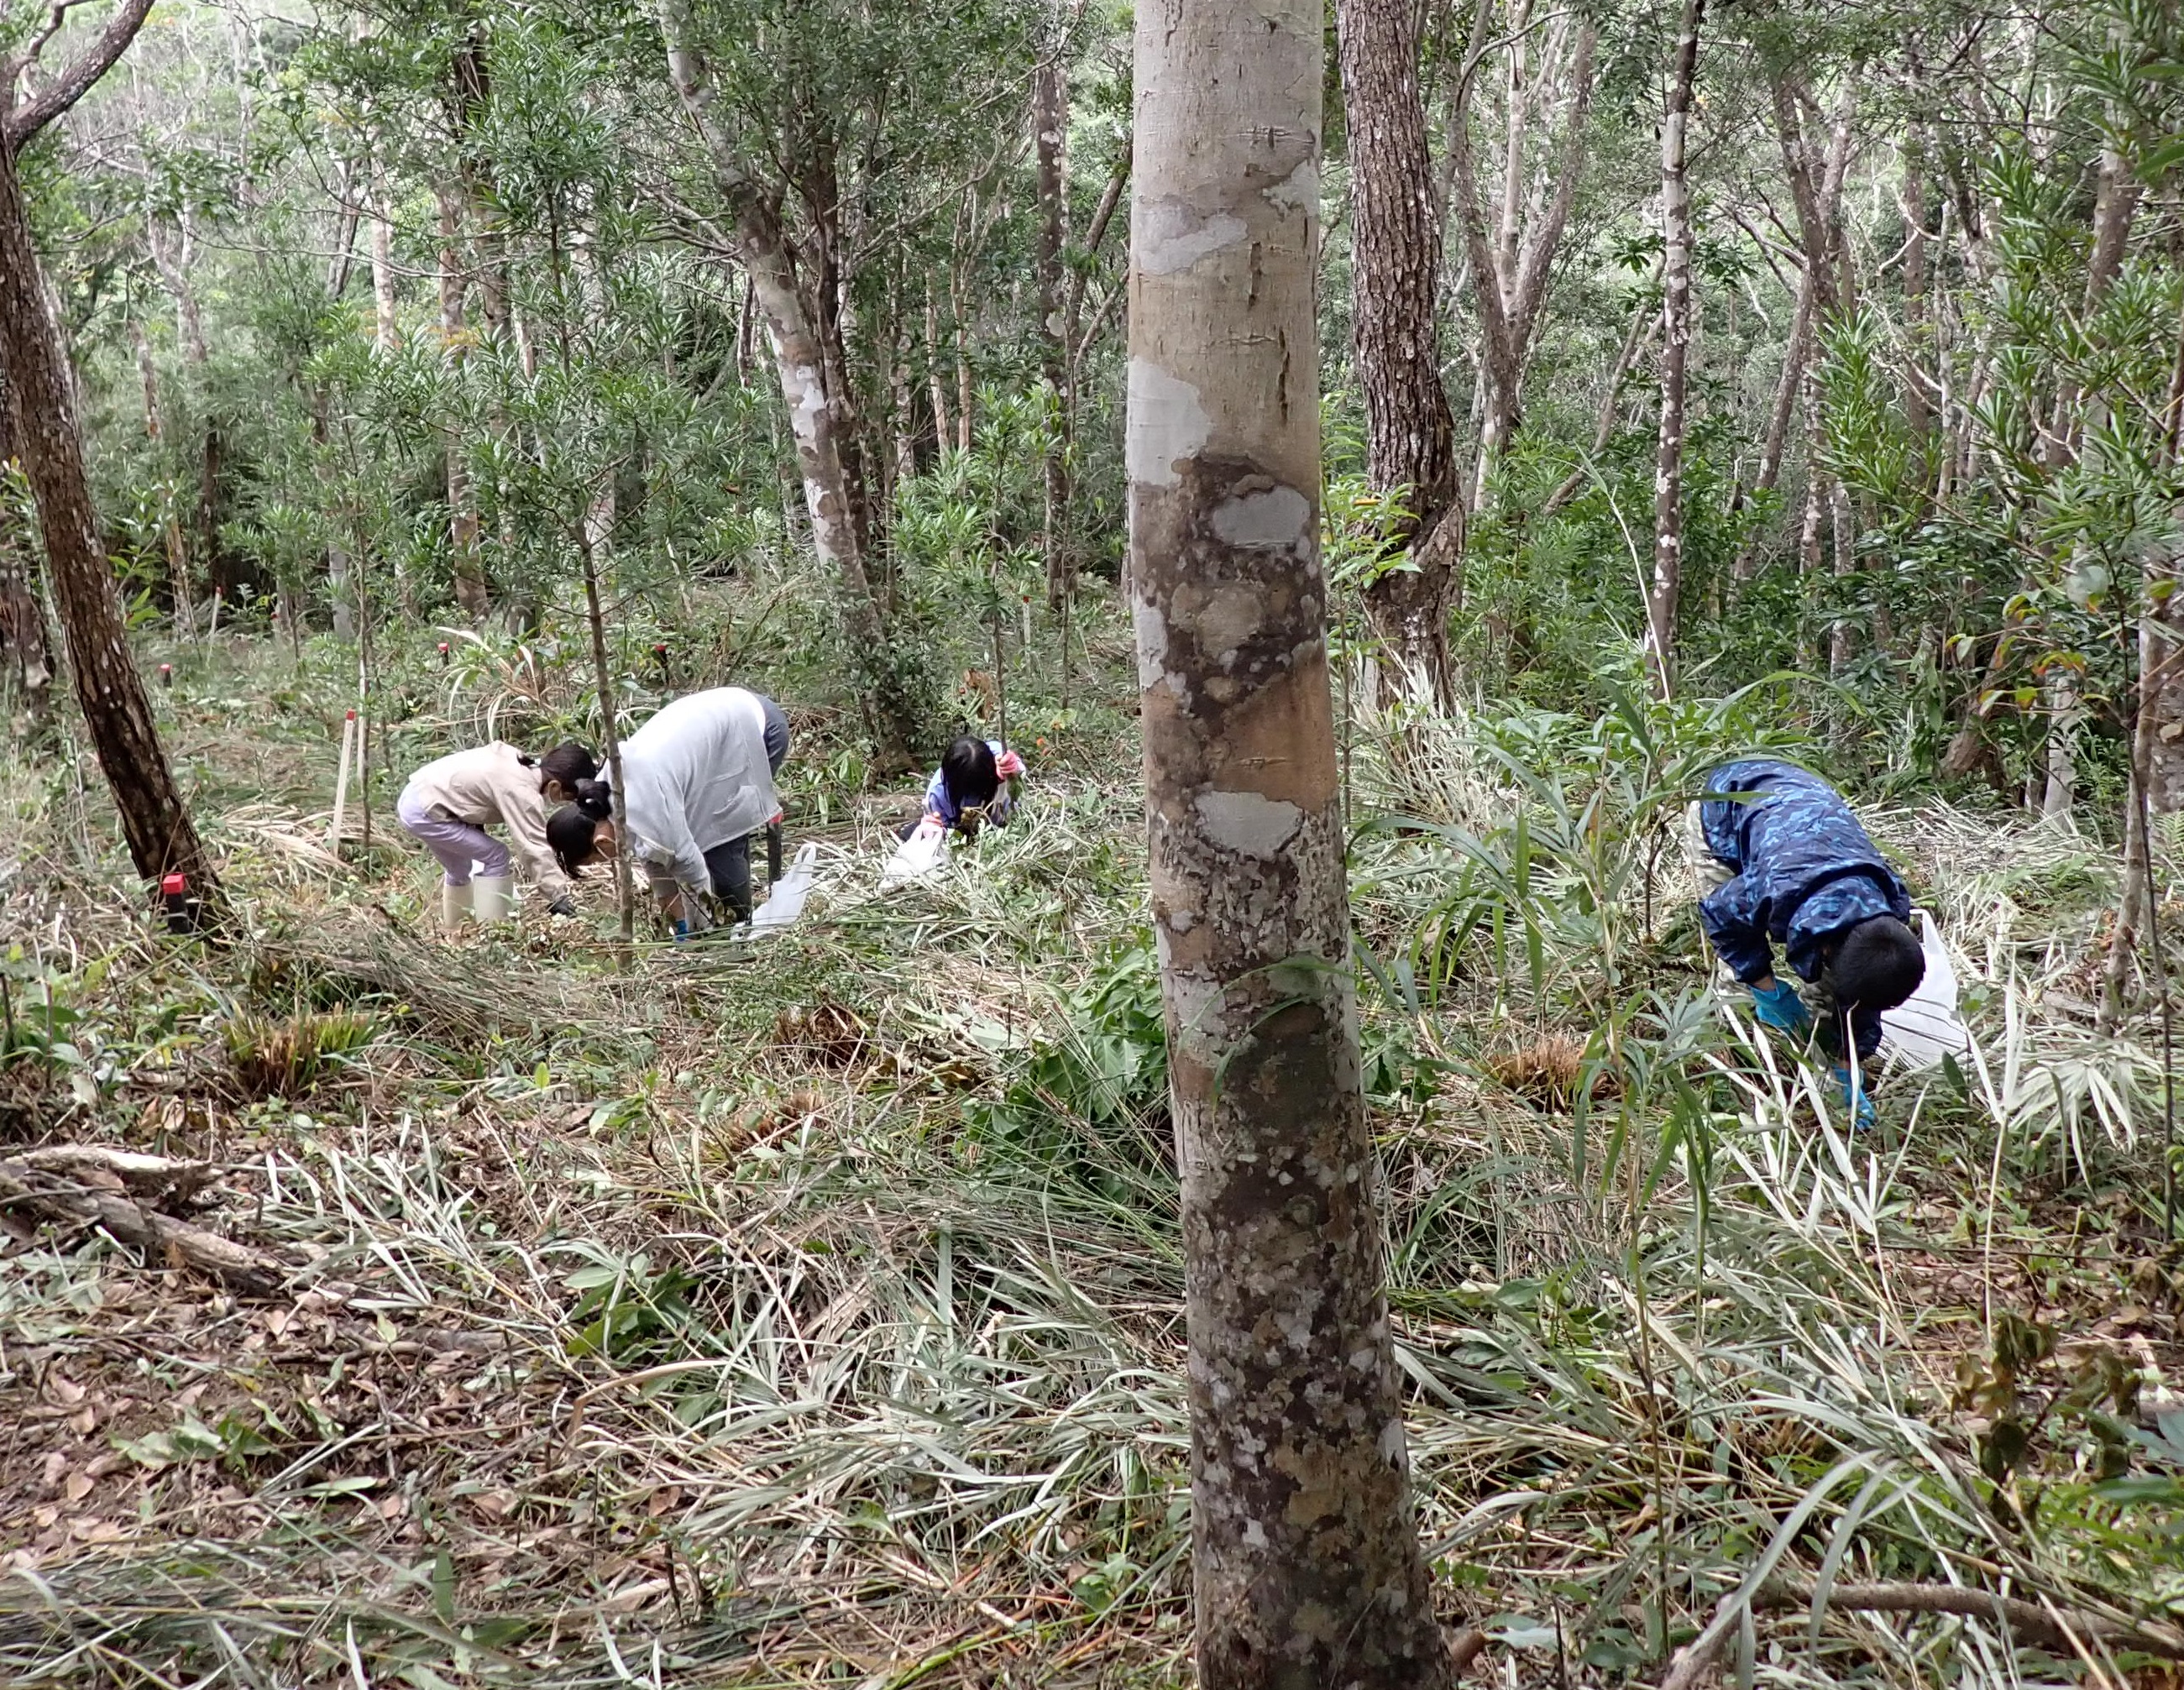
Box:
[995,749,1025,779]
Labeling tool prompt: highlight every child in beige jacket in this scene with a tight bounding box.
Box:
[396,740,598,931]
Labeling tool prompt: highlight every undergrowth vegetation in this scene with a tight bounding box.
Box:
[1,592,2179,1686]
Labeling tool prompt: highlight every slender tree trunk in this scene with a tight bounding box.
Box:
[0,364,55,717]
[659,0,914,772]
[2043,138,2140,817]
[309,392,355,641]
[2043,667,2082,820]
[1643,0,1704,698]
[1901,133,1933,449]
[0,139,215,890]
[951,239,974,453]
[2149,553,2184,814]
[369,157,399,353]
[131,319,195,629]
[924,279,951,450]
[2105,594,2172,1022]
[577,519,636,945]
[1447,5,1598,515]
[1539,278,1658,518]
[1337,0,1464,704]
[1129,2,1449,1682]
[1828,478,1857,672]
[1035,58,1071,607]
[436,183,491,620]
[148,214,228,599]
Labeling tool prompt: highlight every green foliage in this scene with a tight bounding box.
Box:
[965,936,1174,1202]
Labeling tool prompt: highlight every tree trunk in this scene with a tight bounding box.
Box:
[2150,570,2184,814]
[1827,477,1857,672]
[0,362,55,717]
[1336,0,1464,707]
[1901,132,1933,448]
[1035,58,1071,607]
[0,139,215,890]
[369,157,399,353]
[2043,667,2082,821]
[1447,5,1598,515]
[923,279,951,452]
[1128,2,1449,1683]
[147,213,228,599]
[659,0,914,772]
[1643,0,1704,699]
[130,318,195,629]
[435,182,491,620]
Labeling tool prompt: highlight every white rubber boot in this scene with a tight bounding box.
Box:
[471,873,515,924]
[440,880,474,935]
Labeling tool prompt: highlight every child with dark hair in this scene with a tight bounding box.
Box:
[1687,759,1925,1126]
[916,735,1025,838]
[396,740,596,932]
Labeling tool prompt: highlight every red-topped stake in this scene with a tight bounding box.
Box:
[160,871,196,934]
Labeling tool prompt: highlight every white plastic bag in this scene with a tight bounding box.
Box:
[751,842,820,931]
[1879,910,1972,1070]
[882,818,947,886]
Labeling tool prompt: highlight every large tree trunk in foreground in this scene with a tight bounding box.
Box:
[1128,1,1449,1682]
[1337,0,1464,705]
[1644,0,1705,698]
[0,138,215,890]
[660,0,914,772]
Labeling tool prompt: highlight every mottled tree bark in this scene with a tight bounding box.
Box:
[1336,0,1464,704]
[660,0,914,772]
[2,14,217,890]
[1129,1,1449,1682]
[1643,0,1704,698]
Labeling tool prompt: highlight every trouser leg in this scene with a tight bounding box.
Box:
[704,835,753,922]
[1683,802,1743,989]
[398,800,505,886]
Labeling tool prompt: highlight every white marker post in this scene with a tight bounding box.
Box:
[328,709,358,852]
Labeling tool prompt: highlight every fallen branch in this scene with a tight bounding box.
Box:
[15,1145,219,1209]
[0,1158,291,1296]
[1661,1578,2184,1689]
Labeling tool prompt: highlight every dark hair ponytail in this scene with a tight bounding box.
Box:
[547,803,602,878]
[571,776,614,821]
[538,740,600,793]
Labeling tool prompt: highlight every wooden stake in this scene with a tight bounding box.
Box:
[328,709,356,850]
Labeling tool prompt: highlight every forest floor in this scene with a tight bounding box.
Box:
[1,590,2181,1687]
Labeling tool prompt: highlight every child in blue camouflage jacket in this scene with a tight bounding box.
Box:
[1687,759,1925,1125]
